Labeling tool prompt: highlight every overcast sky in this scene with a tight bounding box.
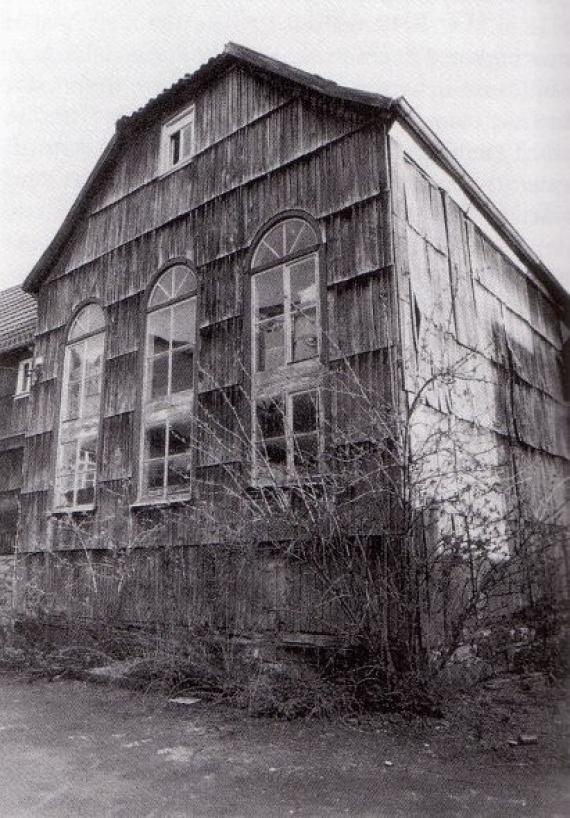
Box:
[1,0,569,294]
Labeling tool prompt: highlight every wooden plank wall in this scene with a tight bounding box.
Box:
[390,136,570,550]
[17,65,397,637]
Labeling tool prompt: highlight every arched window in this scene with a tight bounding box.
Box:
[251,217,320,371]
[250,216,322,483]
[55,303,105,509]
[140,263,197,499]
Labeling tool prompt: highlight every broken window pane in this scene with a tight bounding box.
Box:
[168,419,192,455]
[292,308,318,362]
[255,267,284,320]
[290,258,317,307]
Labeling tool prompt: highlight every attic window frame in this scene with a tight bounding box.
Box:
[159,104,196,175]
[14,357,33,398]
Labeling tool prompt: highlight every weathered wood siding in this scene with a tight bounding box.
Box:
[19,65,396,635]
[390,133,570,561]
[0,348,31,552]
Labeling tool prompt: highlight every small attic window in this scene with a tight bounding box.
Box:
[160,104,195,174]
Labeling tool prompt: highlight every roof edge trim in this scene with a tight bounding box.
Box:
[392,97,570,314]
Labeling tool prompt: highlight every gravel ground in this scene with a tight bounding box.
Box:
[0,671,568,817]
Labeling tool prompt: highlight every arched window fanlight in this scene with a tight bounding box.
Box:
[251,217,318,270]
[55,303,106,509]
[140,263,197,500]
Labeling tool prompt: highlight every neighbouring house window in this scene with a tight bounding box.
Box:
[55,303,105,510]
[140,264,197,500]
[15,358,33,397]
[250,217,322,483]
[160,105,195,173]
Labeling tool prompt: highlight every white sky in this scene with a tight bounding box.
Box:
[1,0,569,294]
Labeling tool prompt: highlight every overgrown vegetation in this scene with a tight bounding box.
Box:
[5,346,569,718]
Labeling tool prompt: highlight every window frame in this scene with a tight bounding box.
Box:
[137,261,198,505]
[14,357,33,398]
[248,213,326,486]
[159,104,196,176]
[253,387,323,485]
[53,302,106,513]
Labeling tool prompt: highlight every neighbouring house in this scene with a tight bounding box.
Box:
[0,287,37,621]
[13,44,570,648]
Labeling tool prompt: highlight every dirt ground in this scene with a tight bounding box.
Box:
[0,671,568,818]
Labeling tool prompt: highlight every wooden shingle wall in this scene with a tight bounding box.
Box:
[17,66,397,637]
[390,136,570,547]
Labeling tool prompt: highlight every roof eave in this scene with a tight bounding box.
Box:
[23,133,118,294]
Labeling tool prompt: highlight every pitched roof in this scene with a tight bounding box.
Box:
[23,43,570,315]
[0,286,37,354]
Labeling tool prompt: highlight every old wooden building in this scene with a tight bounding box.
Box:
[15,44,570,641]
[0,287,37,555]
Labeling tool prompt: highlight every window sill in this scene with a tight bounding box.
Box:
[13,392,30,401]
[49,504,96,517]
[157,156,195,180]
[131,494,191,510]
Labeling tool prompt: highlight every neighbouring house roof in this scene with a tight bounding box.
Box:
[23,42,570,315]
[0,286,37,354]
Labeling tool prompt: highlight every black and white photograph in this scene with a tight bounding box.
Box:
[0,1,568,815]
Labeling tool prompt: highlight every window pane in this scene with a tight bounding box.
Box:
[147,309,171,354]
[171,348,194,394]
[145,460,165,492]
[56,473,75,508]
[255,267,284,320]
[170,130,181,165]
[252,226,284,268]
[293,434,319,473]
[261,438,287,481]
[167,454,192,489]
[68,304,105,340]
[180,122,194,158]
[149,270,174,308]
[65,381,81,420]
[76,434,96,505]
[146,424,167,459]
[77,437,97,473]
[83,377,101,418]
[76,482,95,506]
[169,419,192,455]
[59,441,77,473]
[68,345,83,380]
[172,266,196,299]
[290,257,317,307]
[257,397,285,439]
[85,335,104,378]
[147,356,167,399]
[292,308,318,362]
[284,219,317,256]
[257,318,284,372]
[292,391,318,433]
[171,299,195,349]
